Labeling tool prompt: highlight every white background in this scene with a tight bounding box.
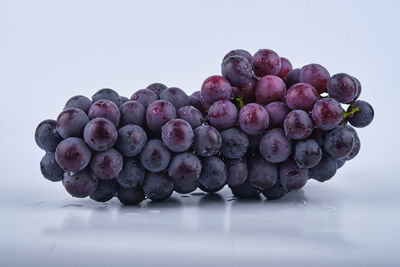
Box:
[1,0,399,266]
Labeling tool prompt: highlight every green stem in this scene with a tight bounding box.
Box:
[343,106,360,119]
[235,87,245,109]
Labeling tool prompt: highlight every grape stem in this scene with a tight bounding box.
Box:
[235,88,245,109]
[343,106,360,119]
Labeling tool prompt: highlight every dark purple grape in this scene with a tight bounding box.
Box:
[35,119,63,152]
[188,95,205,115]
[119,96,129,104]
[160,87,188,109]
[92,88,121,107]
[64,95,92,113]
[344,125,360,161]
[222,49,252,63]
[191,91,201,99]
[327,73,358,104]
[337,159,346,169]
[83,118,118,151]
[146,82,167,97]
[310,155,338,182]
[174,181,198,194]
[220,128,249,159]
[230,179,259,199]
[242,77,257,104]
[231,86,241,98]
[88,100,120,127]
[208,100,238,130]
[168,152,202,186]
[40,152,64,182]
[285,68,300,88]
[347,100,374,128]
[299,64,330,94]
[283,110,313,140]
[177,106,203,129]
[248,155,278,190]
[90,179,117,202]
[259,128,292,163]
[247,134,262,152]
[90,148,123,180]
[63,169,98,198]
[56,108,89,138]
[116,125,147,157]
[192,125,222,157]
[199,156,227,193]
[146,100,176,132]
[238,103,269,135]
[294,138,322,168]
[117,158,145,188]
[324,125,354,159]
[265,102,289,128]
[140,139,171,172]
[221,55,253,88]
[161,119,194,152]
[255,75,286,105]
[251,49,281,77]
[311,128,326,146]
[277,57,292,79]
[117,185,145,205]
[55,137,91,172]
[261,179,288,200]
[142,172,174,201]
[353,77,362,100]
[285,83,319,111]
[312,98,343,130]
[200,75,232,107]
[130,89,158,108]
[119,101,145,127]
[226,157,248,187]
[279,159,309,191]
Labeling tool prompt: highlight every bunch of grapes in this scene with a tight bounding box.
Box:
[35,48,374,204]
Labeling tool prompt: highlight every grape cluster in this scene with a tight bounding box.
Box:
[35,49,374,204]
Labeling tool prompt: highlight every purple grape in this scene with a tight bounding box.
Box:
[116,158,145,188]
[88,100,120,127]
[344,125,361,161]
[119,96,130,104]
[222,49,252,63]
[140,139,171,172]
[285,83,320,111]
[251,49,281,77]
[199,156,227,193]
[311,98,343,131]
[63,169,98,198]
[117,185,145,205]
[200,75,232,106]
[83,118,118,151]
[40,152,64,182]
[221,55,253,87]
[255,75,286,105]
[168,152,202,186]
[279,159,309,191]
[188,95,205,114]
[285,68,300,88]
[220,128,249,159]
[142,172,174,201]
[192,125,222,157]
[92,88,121,107]
[248,155,278,190]
[347,100,374,128]
[116,125,147,157]
[324,125,354,159]
[161,119,194,152]
[35,119,63,152]
[208,100,238,130]
[238,103,269,135]
[64,95,92,113]
[90,148,123,180]
[55,137,91,172]
[261,179,288,200]
[265,102,289,128]
[130,89,158,108]
[311,128,326,146]
[337,159,346,169]
[294,138,322,168]
[226,157,248,187]
[56,108,89,138]
[310,155,337,182]
[177,106,204,129]
[259,128,292,163]
[174,181,198,194]
[89,179,117,202]
[191,91,201,99]
[299,64,330,94]
[230,179,259,199]
[146,100,176,132]
[160,87,188,109]
[353,77,362,100]
[327,73,358,104]
[283,110,313,140]
[242,77,257,104]
[277,57,293,79]
[119,100,145,127]
[146,82,167,97]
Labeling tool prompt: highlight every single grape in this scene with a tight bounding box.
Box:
[261,179,288,200]
[119,96,129,104]
[168,152,202,186]
[265,102,289,128]
[238,103,269,135]
[63,169,98,198]
[327,73,358,103]
[146,82,167,97]
[226,157,248,187]
[255,75,286,105]
[56,108,89,138]
[283,110,313,140]
[279,159,309,191]
[174,181,198,194]
[208,100,238,130]
[90,148,123,180]
[192,125,222,157]
[83,118,118,151]
[116,158,145,188]
[116,125,147,157]
[344,125,361,161]
[117,185,145,205]
[92,88,121,107]
[35,119,63,152]
[221,55,253,87]
[146,100,176,132]
[230,179,259,199]
[353,77,362,100]
[142,172,174,201]
[177,106,204,129]
[310,155,338,182]
[55,137,91,172]
[64,95,92,113]
[294,138,322,168]
[160,87,188,109]
[161,119,194,152]
[312,98,343,130]
[119,101,145,127]
[200,75,232,106]
[40,152,64,182]
[88,100,120,127]
[277,57,293,79]
[347,100,374,128]
[259,128,292,163]
[89,179,117,202]
[199,156,227,193]
[222,49,252,63]
[285,83,319,111]
[188,95,205,114]
[140,139,171,172]
[130,89,158,108]
[299,64,330,93]
[251,49,281,77]
[220,128,249,159]
[248,155,278,190]
[285,68,301,88]
[324,125,354,159]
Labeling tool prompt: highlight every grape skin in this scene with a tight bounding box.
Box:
[200,75,232,106]
[88,100,121,127]
[35,119,63,152]
[117,185,145,205]
[146,100,176,132]
[251,49,281,77]
[160,87,188,109]
[177,106,204,129]
[142,172,174,201]
[90,148,123,180]
[261,179,288,200]
[55,137,92,172]
[117,158,146,188]
[327,73,358,104]
[40,152,64,182]
[168,152,202,186]
[344,125,361,161]
[230,179,259,199]
[265,102,289,128]
[56,108,89,138]
[161,119,194,153]
[299,63,330,94]
[279,159,309,191]
[174,181,198,194]
[83,118,118,151]
[324,125,354,159]
[259,128,292,163]
[119,101,145,127]
[64,95,92,114]
[92,88,121,107]
[285,68,300,88]
[238,103,269,135]
[187,94,205,114]
[285,83,319,111]
[192,125,222,157]
[221,55,254,87]
[130,89,158,108]
[146,82,167,97]
[294,138,322,168]
[220,128,249,159]
[283,110,313,140]
[116,125,147,157]
[311,98,343,131]
[199,157,227,193]
[140,139,171,172]
[347,100,374,128]
[310,155,338,182]
[352,77,362,100]
[255,75,286,105]
[248,155,278,190]
[225,157,248,187]
[222,49,252,63]
[208,100,238,130]
[63,169,98,198]
[90,179,117,202]
[277,57,293,79]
